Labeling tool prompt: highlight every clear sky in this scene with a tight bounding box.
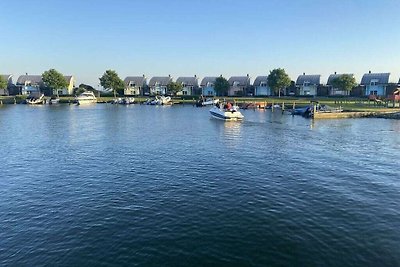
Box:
[1,0,400,87]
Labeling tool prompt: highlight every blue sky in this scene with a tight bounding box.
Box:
[1,0,400,87]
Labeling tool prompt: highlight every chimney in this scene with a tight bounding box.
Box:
[143,74,145,77]
[303,72,305,75]
[168,74,171,77]
[334,71,337,74]
[194,74,197,78]
[369,70,371,74]
[220,74,222,77]
[247,74,249,77]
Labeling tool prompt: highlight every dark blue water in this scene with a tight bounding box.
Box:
[0,104,399,266]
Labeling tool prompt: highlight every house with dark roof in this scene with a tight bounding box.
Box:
[124,75,147,96]
[360,72,390,96]
[16,75,44,95]
[327,72,354,96]
[176,76,199,96]
[228,75,251,96]
[253,76,271,96]
[149,76,173,95]
[200,77,217,96]
[0,74,13,95]
[16,75,74,96]
[296,73,321,96]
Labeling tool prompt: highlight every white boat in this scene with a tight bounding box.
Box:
[75,91,97,105]
[112,97,135,105]
[197,97,219,107]
[148,95,172,105]
[48,97,60,105]
[27,94,45,105]
[209,105,244,121]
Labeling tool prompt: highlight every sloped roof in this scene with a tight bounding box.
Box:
[16,75,73,85]
[200,77,217,86]
[327,73,354,85]
[253,76,269,86]
[148,76,172,86]
[360,73,390,85]
[16,75,42,85]
[296,74,321,85]
[176,77,198,86]
[228,76,250,86]
[124,76,146,86]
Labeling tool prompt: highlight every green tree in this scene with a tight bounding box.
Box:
[42,69,68,96]
[167,82,183,95]
[0,76,7,90]
[99,70,125,98]
[267,68,291,97]
[331,74,357,93]
[214,76,230,96]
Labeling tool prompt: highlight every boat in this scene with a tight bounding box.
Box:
[48,96,60,105]
[196,97,219,107]
[209,104,244,121]
[27,94,45,105]
[147,95,172,105]
[75,91,97,105]
[112,97,135,105]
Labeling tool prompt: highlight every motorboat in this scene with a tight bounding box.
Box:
[147,95,172,105]
[196,97,219,107]
[209,105,244,121]
[112,97,135,105]
[75,91,97,105]
[27,94,45,105]
[48,96,60,105]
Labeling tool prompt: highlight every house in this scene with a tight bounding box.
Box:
[16,75,43,96]
[16,75,74,96]
[124,75,147,96]
[228,75,251,96]
[296,73,321,96]
[148,76,173,95]
[0,74,13,95]
[360,72,390,96]
[200,77,217,96]
[56,76,74,95]
[253,76,271,96]
[327,72,354,96]
[176,76,199,96]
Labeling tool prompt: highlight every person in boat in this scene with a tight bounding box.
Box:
[216,102,220,108]
[226,102,232,110]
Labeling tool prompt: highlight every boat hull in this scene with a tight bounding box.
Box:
[209,107,244,121]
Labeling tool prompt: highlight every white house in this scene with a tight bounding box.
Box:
[124,75,147,95]
[176,76,199,95]
[296,74,321,96]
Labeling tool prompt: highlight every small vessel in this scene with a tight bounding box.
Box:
[147,95,172,105]
[75,91,97,105]
[196,97,219,107]
[48,96,60,105]
[112,97,135,105]
[27,94,45,105]
[209,104,244,121]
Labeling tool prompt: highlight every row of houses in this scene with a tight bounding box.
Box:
[1,72,399,97]
[123,72,400,97]
[0,75,75,96]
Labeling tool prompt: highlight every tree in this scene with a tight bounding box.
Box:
[214,76,230,96]
[267,68,291,97]
[42,69,68,96]
[167,82,183,95]
[0,76,7,90]
[331,74,357,93]
[99,70,125,98]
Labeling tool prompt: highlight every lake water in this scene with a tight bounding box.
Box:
[0,104,399,266]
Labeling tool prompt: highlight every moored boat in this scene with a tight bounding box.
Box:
[27,94,45,105]
[75,91,97,105]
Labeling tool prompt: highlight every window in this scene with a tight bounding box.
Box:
[304,82,310,86]
[370,79,378,86]
[260,82,267,87]
[370,90,378,95]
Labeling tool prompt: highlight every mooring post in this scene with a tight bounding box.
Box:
[272,101,274,112]
[282,102,285,114]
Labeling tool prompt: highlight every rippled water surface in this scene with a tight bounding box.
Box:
[0,104,399,266]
